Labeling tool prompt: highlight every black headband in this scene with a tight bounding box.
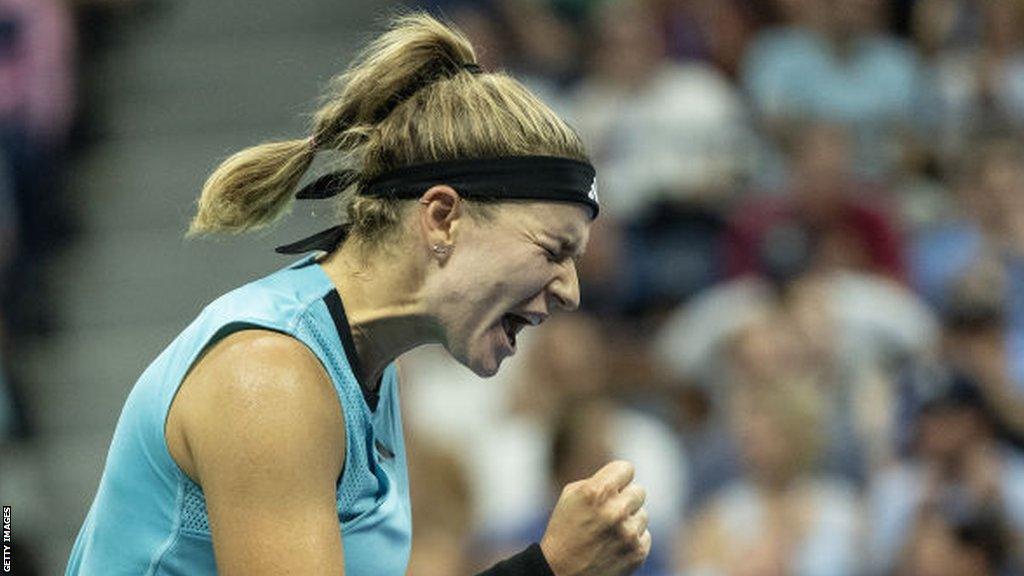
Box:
[275,155,599,254]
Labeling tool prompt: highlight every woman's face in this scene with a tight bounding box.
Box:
[431,201,591,377]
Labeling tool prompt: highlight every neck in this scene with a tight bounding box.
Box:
[317,241,439,389]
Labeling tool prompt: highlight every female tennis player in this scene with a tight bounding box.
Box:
[66,13,650,576]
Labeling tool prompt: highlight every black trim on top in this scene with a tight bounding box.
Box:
[322,289,380,412]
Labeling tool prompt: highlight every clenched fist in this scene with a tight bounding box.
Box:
[539,460,651,576]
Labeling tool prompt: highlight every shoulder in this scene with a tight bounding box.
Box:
[167,329,349,574]
[172,329,345,483]
[188,329,334,405]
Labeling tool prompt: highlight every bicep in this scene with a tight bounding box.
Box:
[205,475,344,576]
[181,331,347,575]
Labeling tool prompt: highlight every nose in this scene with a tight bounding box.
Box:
[548,260,581,311]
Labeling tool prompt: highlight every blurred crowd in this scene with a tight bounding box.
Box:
[0,2,151,572]
[0,0,159,443]
[6,0,1024,574]
[402,0,1024,574]
[0,0,77,446]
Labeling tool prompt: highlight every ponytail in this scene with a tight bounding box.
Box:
[188,138,314,235]
[188,14,477,237]
[312,13,477,144]
[188,12,586,247]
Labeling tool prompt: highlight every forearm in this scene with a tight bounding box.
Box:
[474,543,555,576]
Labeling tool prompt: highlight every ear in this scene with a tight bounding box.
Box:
[418,185,462,249]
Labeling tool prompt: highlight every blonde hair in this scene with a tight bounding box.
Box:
[188,13,588,250]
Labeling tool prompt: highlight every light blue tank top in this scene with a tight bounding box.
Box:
[66,256,412,575]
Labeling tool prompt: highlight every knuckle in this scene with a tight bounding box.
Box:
[581,483,603,505]
[562,481,581,497]
[623,483,645,506]
[631,545,649,565]
[621,539,645,566]
[599,506,619,527]
[631,533,651,563]
[619,501,635,522]
[616,518,633,539]
[602,502,628,527]
[616,502,634,523]
[564,480,592,501]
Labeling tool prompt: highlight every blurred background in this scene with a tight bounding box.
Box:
[2,0,1024,574]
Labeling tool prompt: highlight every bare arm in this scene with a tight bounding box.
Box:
[169,330,347,576]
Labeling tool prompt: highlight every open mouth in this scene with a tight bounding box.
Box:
[500,312,532,349]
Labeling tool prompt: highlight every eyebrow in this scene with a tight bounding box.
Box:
[558,236,585,259]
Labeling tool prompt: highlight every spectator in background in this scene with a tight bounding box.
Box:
[478,396,676,576]
[868,367,1024,575]
[439,3,515,75]
[905,151,990,309]
[939,264,1024,448]
[568,0,751,315]
[441,0,581,112]
[0,0,75,252]
[570,0,751,222]
[910,137,1024,392]
[436,314,686,573]
[0,0,74,443]
[405,438,475,576]
[913,0,1024,161]
[400,312,686,560]
[398,313,616,539]
[667,155,933,385]
[657,215,937,499]
[0,150,12,272]
[742,0,922,177]
[677,376,861,576]
[0,335,14,441]
[490,0,581,88]
[726,122,907,282]
[895,506,1013,576]
[647,0,773,78]
[0,155,14,441]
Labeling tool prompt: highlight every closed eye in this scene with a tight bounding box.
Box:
[542,242,583,265]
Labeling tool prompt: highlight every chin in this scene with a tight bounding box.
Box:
[467,355,503,378]
[460,342,508,378]
[447,332,508,378]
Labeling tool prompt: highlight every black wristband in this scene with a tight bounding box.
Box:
[474,543,556,576]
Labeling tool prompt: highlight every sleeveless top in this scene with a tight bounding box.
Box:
[66,256,412,575]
